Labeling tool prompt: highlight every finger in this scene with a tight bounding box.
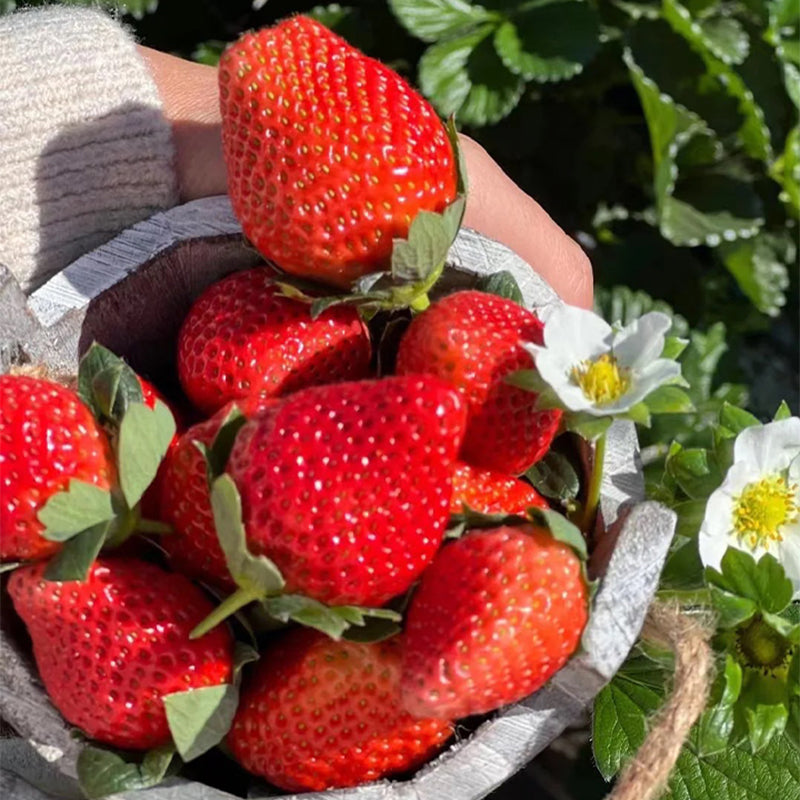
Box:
[459,135,593,309]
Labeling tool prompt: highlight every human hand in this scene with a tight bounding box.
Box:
[139,47,592,308]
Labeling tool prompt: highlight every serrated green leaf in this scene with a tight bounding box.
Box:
[475,270,524,304]
[645,385,695,414]
[78,342,143,424]
[44,522,111,582]
[202,405,247,480]
[710,584,759,627]
[527,507,587,560]
[719,402,761,433]
[707,550,794,615]
[164,683,238,762]
[700,16,750,65]
[77,743,175,799]
[718,234,791,317]
[666,446,722,498]
[494,1,600,83]
[118,401,176,509]
[694,655,742,756]
[210,475,284,595]
[525,451,581,502]
[38,480,115,541]
[263,594,401,640]
[419,25,524,127]
[388,0,495,43]
[747,703,789,752]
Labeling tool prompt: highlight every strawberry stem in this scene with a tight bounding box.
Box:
[580,431,607,533]
[190,586,264,639]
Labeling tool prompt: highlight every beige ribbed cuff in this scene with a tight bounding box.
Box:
[0,6,178,294]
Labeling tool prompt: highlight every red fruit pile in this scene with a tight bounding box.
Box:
[0,15,590,799]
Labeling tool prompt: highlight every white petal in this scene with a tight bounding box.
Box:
[541,305,612,363]
[533,349,595,412]
[733,417,800,474]
[719,460,762,497]
[612,312,673,370]
[699,487,735,540]
[635,359,682,395]
[774,523,800,599]
[698,528,735,571]
[788,453,800,483]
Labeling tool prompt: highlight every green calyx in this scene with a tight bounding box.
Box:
[736,616,795,677]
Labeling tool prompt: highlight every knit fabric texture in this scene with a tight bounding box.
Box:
[0,6,178,294]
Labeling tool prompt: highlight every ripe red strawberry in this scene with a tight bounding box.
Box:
[177,268,372,415]
[396,291,562,475]
[8,557,234,750]
[227,376,467,606]
[228,629,452,791]
[0,375,116,562]
[218,17,457,287]
[401,525,588,719]
[160,393,277,590]
[450,462,548,516]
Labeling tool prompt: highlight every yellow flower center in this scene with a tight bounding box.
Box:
[732,473,799,550]
[570,353,631,406]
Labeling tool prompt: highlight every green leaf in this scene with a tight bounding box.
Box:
[164,683,239,762]
[78,342,143,424]
[38,480,115,541]
[527,507,587,560]
[77,743,175,799]
[718,234,791,317]
[210,475,284,595]
[592,654,667,779]
[118,401,176,509]
[494,1,600,83]
[663,731,800,800]
[746,704,789,753]
[665,446,722,498]
[44,522,111,582]
[525,451,581,503]
[419,25,524,127]
[699,17,750,65]
[706,550,794,616]
[391,197,465,282]
[564,412,613,441]
[662,336,690,360]
[719,402,761,434]
[774,401,794,420]
[388,0,495,43]
[694,655,742,756]
[191,39,227,66]
[594,286,690,338]
[200,405,247,481]
[263,594,401,640]
[624,402,653,427]
[342,615,403,643]
[645,385,695,414]
[709,585,759,628]
[475,270,524,304]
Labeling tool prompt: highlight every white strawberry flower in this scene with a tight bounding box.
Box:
[699,417,800,598]
[523,305,680,416]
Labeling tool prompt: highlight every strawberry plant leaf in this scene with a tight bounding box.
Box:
[164,683,239,763]
[342,615,403,643]
[263,594,401,640]
[774,400,794,421]
[77,742,175,799]
[388,0,496,43]
[200,405,247,481]
[718,401,761,434]
[706,550,794,617]
[665,444,723,498]
[525,451,580,503]
[475,270,524,304]
[447,115,469,196]
[694,654,742,756]
[746,703,789,753]
[645,385,695,414]
[699,16,750,65]
[528,507,588,560]
[78,342,143,424]
[564,412,613,441]
[494,1,601,83]
[44,521,111,582]
[662,336,690,360]
[118,400,176,510]
[38,480,115,541]
[419,25,524,126]
[233,641,259,677]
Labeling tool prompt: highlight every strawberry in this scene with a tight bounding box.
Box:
[0,375,116,562]
[177,268,372,415]
[227,376,467,606]
[218,17,457,288]
[450,462,548,516]
[401,525,588,719]
[395,291,562,475]
[228,629,452,791]
[7,557,234,750]
[160,393,277,590]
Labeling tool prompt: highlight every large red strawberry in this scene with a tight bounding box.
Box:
[218,17,457,287]
[228,629,452,791]
[160,393,277,590]
[450,462,549,515]
[396,291,562,475]
[8,557,234,750]
[401,525,588,719]
[177,268,372,415]
[227,376,466,606]
[0,375,116,562]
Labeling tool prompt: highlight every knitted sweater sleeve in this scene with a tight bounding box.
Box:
[0,6,178,295]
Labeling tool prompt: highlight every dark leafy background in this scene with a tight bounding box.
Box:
[3,0,799,798]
